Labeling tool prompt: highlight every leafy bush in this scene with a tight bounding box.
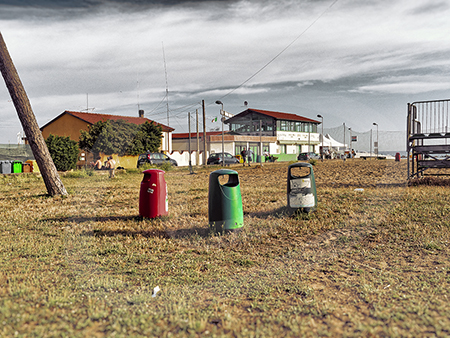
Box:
[139,163,158,171]
[45,134,79,171]
[79,120,162,156]
[159,162,173,172]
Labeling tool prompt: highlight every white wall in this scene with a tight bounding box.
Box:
[161,132,173,152]
[169,150,209,166]
[209,142,235,154]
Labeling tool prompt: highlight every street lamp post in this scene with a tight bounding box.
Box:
[343,122,346,155]
[317,114,323,161]
[349,127,352,158]
[373,122,378,158]
[215,100,224,166]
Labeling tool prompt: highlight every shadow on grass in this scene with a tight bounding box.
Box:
[318,182,407,188]
[248,205,320,222]
[165,227,212,239]
[83,227,212,239]
[42,215,139,224]
[248,206,290,219]
[247,206,315,219]
[41,215,213,239]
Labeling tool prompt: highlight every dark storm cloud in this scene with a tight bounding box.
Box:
[0,0,235,9]
[408,1,450,15]
[1,0,450,144]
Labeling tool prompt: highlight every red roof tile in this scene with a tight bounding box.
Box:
[42,111,174,132]
[228,108,320,123]
[172,131,224,139]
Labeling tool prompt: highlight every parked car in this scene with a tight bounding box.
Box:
[297,152,320,161]
[137,152,178,168]
[207,152,239,165]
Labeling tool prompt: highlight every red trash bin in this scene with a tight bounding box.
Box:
[139,169,168,218]
[395,152,401,162]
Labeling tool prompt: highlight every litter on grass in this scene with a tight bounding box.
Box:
[152,286,160,297]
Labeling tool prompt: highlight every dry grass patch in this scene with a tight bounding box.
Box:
[0,160,449,337]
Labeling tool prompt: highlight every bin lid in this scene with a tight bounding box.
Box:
[142,169,165,175]
[288,162,312,169]
[210,169,238,177]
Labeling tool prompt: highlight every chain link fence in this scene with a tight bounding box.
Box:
[324,126,406,155]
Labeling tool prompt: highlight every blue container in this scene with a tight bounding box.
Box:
[0,160,11,174]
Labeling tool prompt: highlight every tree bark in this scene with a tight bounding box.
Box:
[0,32,67,196]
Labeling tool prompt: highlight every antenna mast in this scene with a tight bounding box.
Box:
[137,75,140,112]
[162,42,170,126]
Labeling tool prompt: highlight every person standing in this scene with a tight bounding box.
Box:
[106,156,116,178]
[263,149,269,162]
[247,148,254,166]
[240,148,247,167]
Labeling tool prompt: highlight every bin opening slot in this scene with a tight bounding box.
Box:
[142,173,152,183]
[290,166,310,179]
[218,174,239,187]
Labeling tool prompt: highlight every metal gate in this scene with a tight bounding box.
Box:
[407,99,450,179]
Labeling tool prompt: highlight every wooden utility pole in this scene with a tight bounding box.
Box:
[0,32,67,196]
[202,100,206,165]
[195,109,199,166]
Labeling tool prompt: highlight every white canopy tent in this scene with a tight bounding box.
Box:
[320,134,347,150]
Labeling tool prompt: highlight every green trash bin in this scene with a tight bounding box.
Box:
[12,161,23,174]
[208,169,244,233]
[287,162,317,213]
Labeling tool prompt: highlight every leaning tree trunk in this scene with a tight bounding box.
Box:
[0,32,67,196]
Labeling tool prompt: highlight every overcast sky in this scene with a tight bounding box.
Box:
[1,0,449,147]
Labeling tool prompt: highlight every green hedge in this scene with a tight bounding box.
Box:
[45,134,79,171]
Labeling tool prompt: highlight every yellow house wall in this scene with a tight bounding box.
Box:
[99,153,139,169]
[41,114,92,168]
[41,114,90,141]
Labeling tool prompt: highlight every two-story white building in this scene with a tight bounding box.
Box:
[225,108,321,161]
[171,108,321,164]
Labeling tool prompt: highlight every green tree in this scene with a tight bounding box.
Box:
[79,119,162,156]
[79,120,108,152]
[45,134,79,171]
[130,121,163,155]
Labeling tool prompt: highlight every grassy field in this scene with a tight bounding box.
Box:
[0,159,449,337]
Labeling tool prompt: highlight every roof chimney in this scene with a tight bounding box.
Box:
[139,109,144,118]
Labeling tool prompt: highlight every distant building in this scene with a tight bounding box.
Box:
[39,110,174,167]
[225,108,321,160]
[172,108,321,163]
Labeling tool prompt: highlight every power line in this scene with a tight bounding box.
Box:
[147,92,168,115]
[217,0,339,102]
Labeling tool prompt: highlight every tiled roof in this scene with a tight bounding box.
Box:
[172,131,224,139]
[42,111,174,132]
[227,108,320,123]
